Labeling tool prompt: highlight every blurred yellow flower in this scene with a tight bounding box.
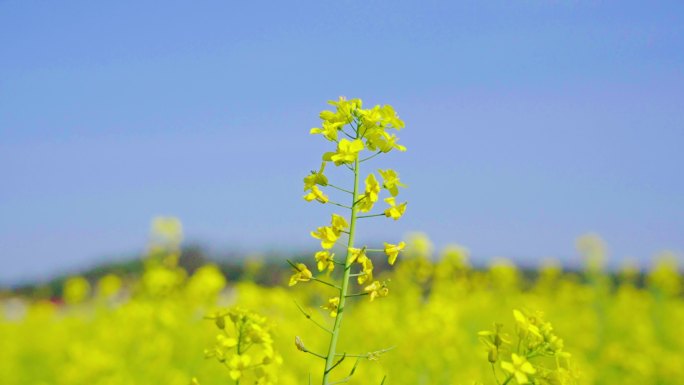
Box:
[63,276,90,304]
[501,354,536,384]
[228,354,251,380]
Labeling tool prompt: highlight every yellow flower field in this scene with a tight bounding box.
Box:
[1,231,682,385]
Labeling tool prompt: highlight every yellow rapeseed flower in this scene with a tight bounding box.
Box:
[217,334,238,349]
[327,96,362,121]
[513,309,542,339]
[311,226,339,249]
[314,251,335,273]
[326,139,364,166]
[366,130,406,153]
[501,354,536,384]
[322,297,340,317]
[347,247,367,264]
[384,197,407,220]
[356,254,374,285]
[330,214,349,234]
[357,173,380,212]
[288,263,313,286]
[303,185,329,204]
[384,241,406,265]
[228,354,252,380]
[364,280,389,301]
[303,162,328,190]
[378,169,407,197]
[380,104,405,129]
[310,120,344,142]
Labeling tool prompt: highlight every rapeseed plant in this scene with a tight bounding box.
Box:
[479,309,577,385]
[204,308,281,385]
[290,97,407,385]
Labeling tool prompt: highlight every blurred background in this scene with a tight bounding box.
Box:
[2,3,684,385]
[1,0,682,285]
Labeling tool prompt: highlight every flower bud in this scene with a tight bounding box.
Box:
[295,336,307,352]
[494,333,502,347]
[215,316,225,330]
[488,347,498,363]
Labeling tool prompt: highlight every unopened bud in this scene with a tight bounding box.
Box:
[488,347,498,363]
[215,316,225,330]
[295,336,307,352]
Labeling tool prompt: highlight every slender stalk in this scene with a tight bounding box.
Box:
[311,277,342,290]
[357,213,385,219]
[328,184,354,194]
[328,201,352,210]
[360,151,382,163]
[294,301,334,334]
[306,350,328,360]
[491,363,501,385]
[334,346,395,358]
[322,154,360,385]
[345,292,369,298]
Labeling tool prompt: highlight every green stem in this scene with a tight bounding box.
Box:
[360,151,382,163]
[322,154,361,385]
[491,363,501,385]
[294,300,334,334]
[312,276,342,289]
[328,184,354,194]
[306,350,328,360]
[357,213,385,219]
[328,201,352,209]
[345,292,369,298]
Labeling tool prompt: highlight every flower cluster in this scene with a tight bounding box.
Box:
[204,308,280,385]
[291,97,408,384]
[294,97,408,299]
[479,309,576,385]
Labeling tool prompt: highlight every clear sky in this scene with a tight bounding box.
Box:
[1,0,683,285]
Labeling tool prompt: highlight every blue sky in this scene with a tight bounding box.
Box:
[1,0,683,284]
